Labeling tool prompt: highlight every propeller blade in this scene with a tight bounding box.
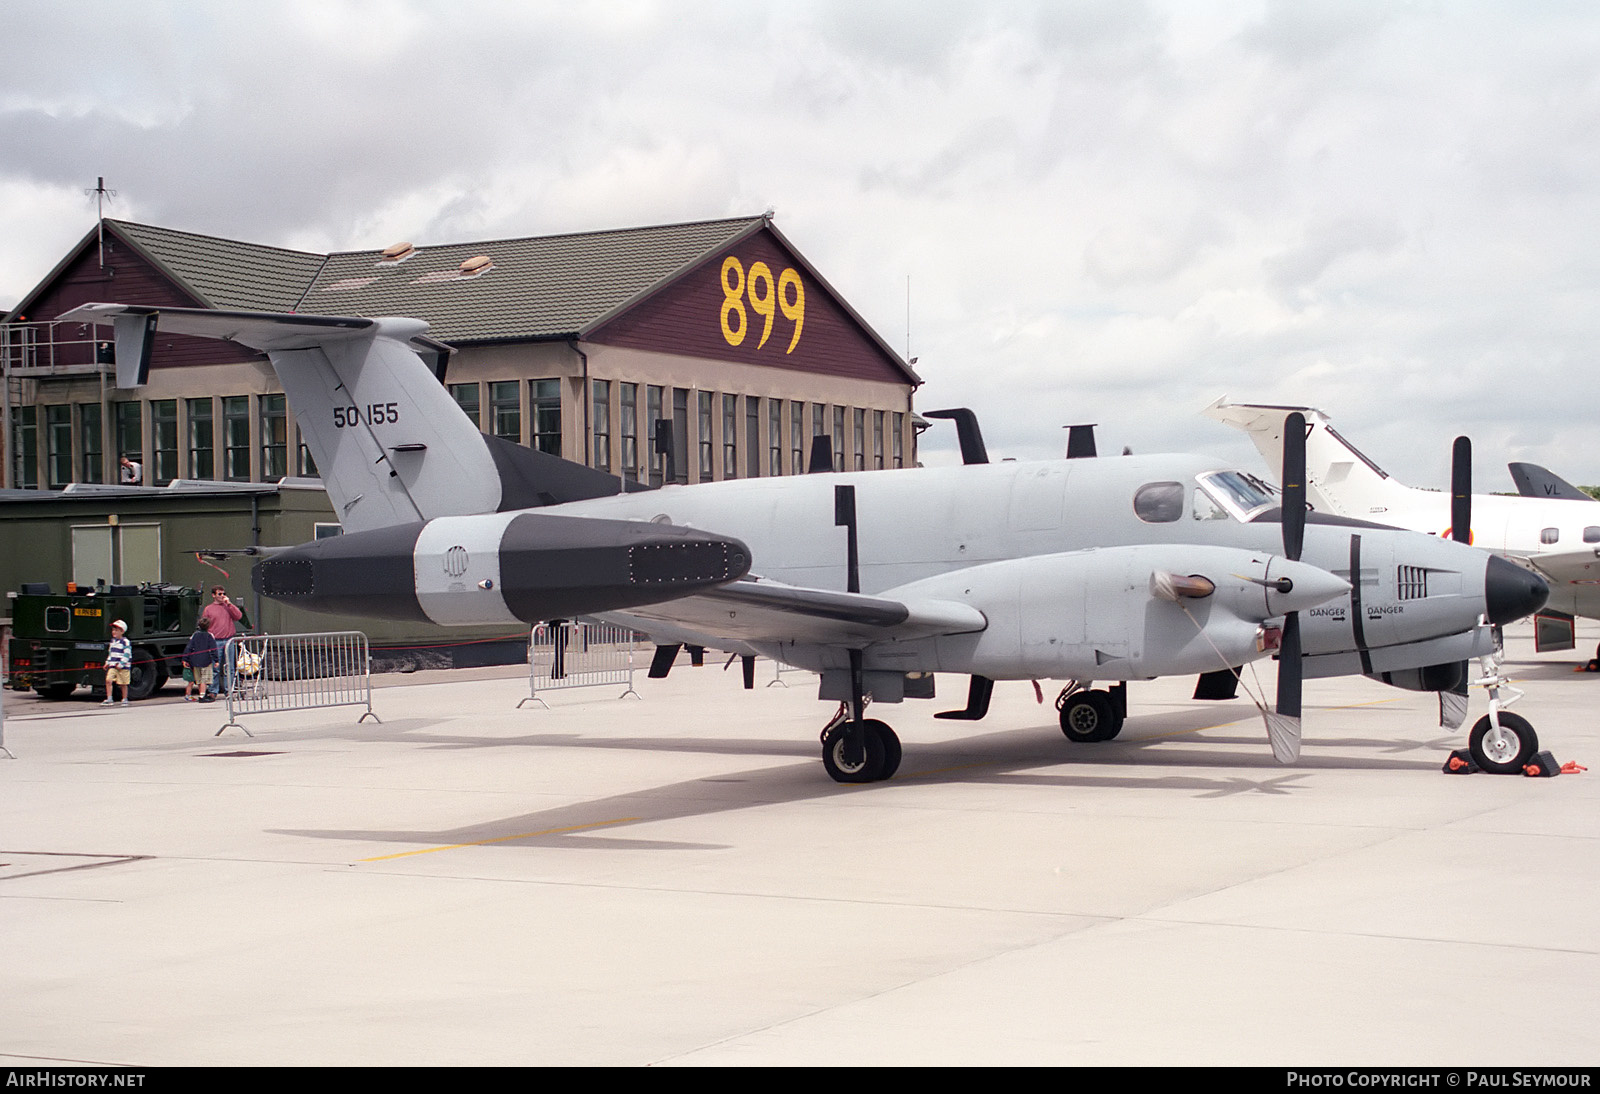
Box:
[1268,611,1304,763]
[1282,411,1307,562]
[1451,436,1472,543]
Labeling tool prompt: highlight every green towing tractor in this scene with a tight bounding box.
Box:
[6,582,203,701]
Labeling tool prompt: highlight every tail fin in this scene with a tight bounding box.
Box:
[60,304,639,533]
[1203,399,1416,519]
[1508,462,1594,502]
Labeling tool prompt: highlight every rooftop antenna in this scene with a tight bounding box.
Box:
[905,274,911,361]
[85,176,116,270]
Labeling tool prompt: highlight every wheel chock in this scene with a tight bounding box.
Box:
[1443,749,1479,775]
[1523,750,1562,777]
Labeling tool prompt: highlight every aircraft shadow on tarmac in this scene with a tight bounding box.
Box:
[270,707,1454,855]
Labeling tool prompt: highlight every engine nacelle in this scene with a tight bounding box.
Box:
[852,543,1348,682]
[1365,662,1467,693]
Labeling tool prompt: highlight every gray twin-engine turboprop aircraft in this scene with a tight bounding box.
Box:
[62,303,1549,782]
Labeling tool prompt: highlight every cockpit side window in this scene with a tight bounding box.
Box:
[1196,470,1278,523]
[1193,489,1230,521]
[1134,481,1185,523]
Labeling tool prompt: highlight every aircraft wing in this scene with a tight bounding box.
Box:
[611,577,987,648]
[1517,547,1600,587]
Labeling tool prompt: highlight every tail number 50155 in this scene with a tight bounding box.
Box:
[333,403,400,428]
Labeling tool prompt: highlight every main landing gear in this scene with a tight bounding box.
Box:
[1056,682,1127,743]
[821,712,902,783]
[820,649,903,784]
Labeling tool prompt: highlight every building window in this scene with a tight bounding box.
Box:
[892,412,904,468]
[11,405,37,488]
[298,427,318,477]
[78,402,104,484]
[769,399,783,477]
[450,382,481,429]
[530,379,561,456]
[592,379,611,472]
[152,400,178,485]
[790,401,804,474]
[646,385,664,487]
[620,382,638,482]
[185,398,214,479]
[698,392,714,482]
[810,403,828,469]
[873,410,885,470]
[45,404,72,488]
[490,381,520,443]
[723,394,739,480]
[223,395,250,481]
[672,387,689,484]
[853,408,866,471]
[747,396,761,479]
[260,394,288,480]
[832,407,845,472]
[114,402,142,481]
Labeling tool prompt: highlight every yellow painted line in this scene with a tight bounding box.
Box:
[357,817,641,862]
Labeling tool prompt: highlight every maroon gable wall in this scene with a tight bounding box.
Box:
[585,228,907,386]
[15,231,262,370]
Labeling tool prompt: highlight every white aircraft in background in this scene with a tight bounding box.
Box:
[1207,400,1600,655]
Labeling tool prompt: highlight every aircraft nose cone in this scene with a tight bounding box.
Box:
[1485,554,1549,625]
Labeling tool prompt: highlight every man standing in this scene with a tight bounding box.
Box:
[201,586,243,697]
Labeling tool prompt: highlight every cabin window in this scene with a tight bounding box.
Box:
[1584,527,1600,544]
[1541,527,1560,545]
[1134,482,1185,523]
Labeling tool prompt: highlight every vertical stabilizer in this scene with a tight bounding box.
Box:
[1203,399,1417,520]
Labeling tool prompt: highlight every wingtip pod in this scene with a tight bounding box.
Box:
[254,512,753,626]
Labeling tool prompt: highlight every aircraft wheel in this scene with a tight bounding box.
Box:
[1468,712,1538,775]
[873,719,903,780]
[1060,690,1119,742]
[33,682,76,700]
[822,720,896,783]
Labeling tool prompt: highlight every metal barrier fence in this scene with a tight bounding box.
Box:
[519,620,640,708]
[217,632,381,737]
[768,659,810,687]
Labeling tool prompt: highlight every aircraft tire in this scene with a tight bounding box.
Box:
[874,720,903,780]
[1468,712,1538,775]
[822,720,894,783]
[1060,690,1118,742]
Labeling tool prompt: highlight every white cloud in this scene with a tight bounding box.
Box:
[2,0,1599,485]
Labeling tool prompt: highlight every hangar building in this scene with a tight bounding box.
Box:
[3,213,920,493]
[0,214,921,667]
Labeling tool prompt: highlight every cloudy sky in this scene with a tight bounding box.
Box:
[3,0,1597,485]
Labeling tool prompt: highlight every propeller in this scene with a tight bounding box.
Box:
[1442,436,1472,726]
[1266,411,1308,763]
[1451,436,1472,543]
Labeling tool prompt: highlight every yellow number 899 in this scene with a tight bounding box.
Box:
[719,256,805,354]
